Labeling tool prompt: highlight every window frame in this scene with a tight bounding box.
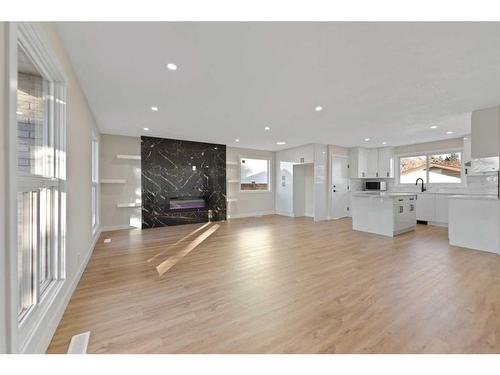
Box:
[395,148,465,187]
[11,22,68,352]
[239,156,272,193]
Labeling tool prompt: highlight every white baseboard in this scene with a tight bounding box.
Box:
[428,221,448,228]
[227,210,275,219]
[275,211,295,218]
[100,224,136,232]
[21,228,101,353]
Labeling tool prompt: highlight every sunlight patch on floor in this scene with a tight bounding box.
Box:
[156,223,220,277]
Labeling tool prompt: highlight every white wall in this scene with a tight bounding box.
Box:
[1,23,101,353]
[226,147,275,218]
[394,137,463,155]
[100,134,141,231]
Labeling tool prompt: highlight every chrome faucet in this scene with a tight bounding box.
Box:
[415,178,426,192]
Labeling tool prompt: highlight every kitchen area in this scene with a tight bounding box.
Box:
[346,106,500,255]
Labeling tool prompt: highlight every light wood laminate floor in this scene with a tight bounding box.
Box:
[47,216,500,353]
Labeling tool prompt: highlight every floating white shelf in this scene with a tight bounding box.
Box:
[100,179,126,184]
[116,154,141,160]
[117,203,141,208]
[227,180,239,183]
[226,198,238,202]
[226,161,238,165]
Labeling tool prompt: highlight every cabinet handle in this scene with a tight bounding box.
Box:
[362,172,365,177]
[376,172,378,177]
[387,172,389,177]
[399,206,404,213]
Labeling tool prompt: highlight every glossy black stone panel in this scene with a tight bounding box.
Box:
[141,136,226,228]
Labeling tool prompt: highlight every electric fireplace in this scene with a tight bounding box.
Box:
[169,198,206,210]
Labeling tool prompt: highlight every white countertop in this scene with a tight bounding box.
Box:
[448,194,499,201]
[351,192,417,198]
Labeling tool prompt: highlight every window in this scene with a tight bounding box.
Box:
[16,37,66,324]
[240,157,270,191]
[399,155,427,184]
[399,151,462,185]
[91,131,99,235]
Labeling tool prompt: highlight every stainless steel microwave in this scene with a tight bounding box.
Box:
[365,181,387,191]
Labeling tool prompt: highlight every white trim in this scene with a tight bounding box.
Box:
[275,211,295,218]
[428,221,448,228]
[5,21,19,354]
[100,224,136,232]
[20,228,100,353]
[227,210,276,219]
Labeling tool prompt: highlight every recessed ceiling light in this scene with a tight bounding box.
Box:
[430,125,438,129]
[446,131,454,135]
[382,141,387,145]
[143,127,149,131]
[166,63,177,71]
[235,138,240,142]
[276,141,286,145]
[315,106,323,112]
[151,106,158,112]
[364,138,370,142]
[16,111,22,115]
[264,126,270,131]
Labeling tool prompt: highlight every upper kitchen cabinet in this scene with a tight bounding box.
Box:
[366,148,379,178]
[471,106,500,159]
[349,147,394,178]
[349,147,368,178]
[377,147,395,178]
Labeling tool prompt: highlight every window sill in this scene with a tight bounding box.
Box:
[239,190,273,194]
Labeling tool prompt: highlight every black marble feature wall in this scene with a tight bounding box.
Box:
[141,136,226,228]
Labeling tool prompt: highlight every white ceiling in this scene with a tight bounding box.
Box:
[57,22,500,151]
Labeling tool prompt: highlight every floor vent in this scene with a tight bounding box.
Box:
[67,331,90,354]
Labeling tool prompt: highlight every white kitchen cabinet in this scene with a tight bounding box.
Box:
[471,106,500,159]
[377,147,394,178]
[416,193,436,222]
[349,147,368,178]
[366,148,379,178]
[434,194,449,224]
[349,146,395,179]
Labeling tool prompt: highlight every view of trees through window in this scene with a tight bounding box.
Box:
[240,158,269,191]
[399,152,462,184]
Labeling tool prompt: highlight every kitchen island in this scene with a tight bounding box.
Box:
[351,192,417,237]
[448,194,500,254]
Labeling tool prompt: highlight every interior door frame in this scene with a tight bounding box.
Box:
[330,154,349,220]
